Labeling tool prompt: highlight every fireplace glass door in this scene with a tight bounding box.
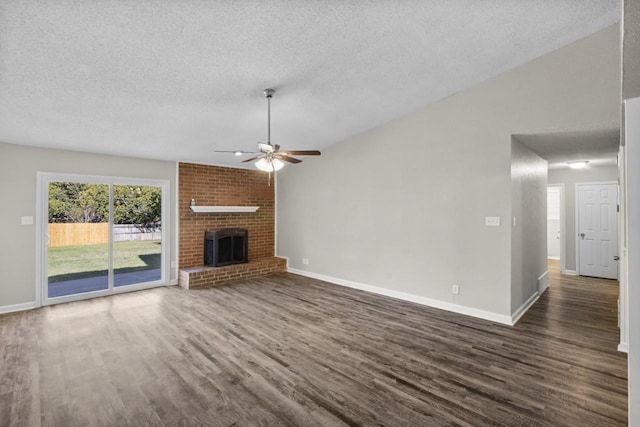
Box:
[204,228,248,267]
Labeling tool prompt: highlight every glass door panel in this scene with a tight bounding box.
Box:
[113,185,162,287]
[47,182,110,298]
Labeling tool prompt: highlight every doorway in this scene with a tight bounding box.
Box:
[37,173,169,306]
[547,186,562,262]
[576,182,618,279]
[547,184,565,273]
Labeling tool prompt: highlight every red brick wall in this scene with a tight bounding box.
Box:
[179,162,274,269]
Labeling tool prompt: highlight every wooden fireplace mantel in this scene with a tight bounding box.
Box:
[189,206,259,213]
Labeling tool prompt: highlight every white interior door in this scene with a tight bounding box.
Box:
[578,183,618,279]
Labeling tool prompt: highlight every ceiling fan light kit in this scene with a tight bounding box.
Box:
[255,157,284,172]
[215,88,321,180]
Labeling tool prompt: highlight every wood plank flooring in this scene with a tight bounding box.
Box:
[0,262,627,426]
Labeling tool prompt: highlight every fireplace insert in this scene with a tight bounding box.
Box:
[204,228,248,267]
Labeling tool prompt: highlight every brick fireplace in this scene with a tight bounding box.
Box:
[178,162,286,289]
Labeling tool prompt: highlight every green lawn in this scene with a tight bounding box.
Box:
[48,240,161,283]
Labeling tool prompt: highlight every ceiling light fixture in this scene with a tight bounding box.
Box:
[255,157,284,172]
[568,160,589,169]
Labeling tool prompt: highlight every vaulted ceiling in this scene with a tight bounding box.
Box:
[0,1,620,167]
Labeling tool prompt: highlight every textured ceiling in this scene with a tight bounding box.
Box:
[515,129,620,169]
[0,1,621,168]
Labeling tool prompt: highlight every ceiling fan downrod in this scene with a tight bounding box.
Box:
[264,88,274,145]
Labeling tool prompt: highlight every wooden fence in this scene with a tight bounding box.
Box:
[48,223,109,247]
[48,223,162,247]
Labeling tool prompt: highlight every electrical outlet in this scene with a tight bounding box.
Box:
[170,261,176,268]
[452,285,460,295]
[302,258,309,265]
[21,216,33,225]
[485,216,500,227]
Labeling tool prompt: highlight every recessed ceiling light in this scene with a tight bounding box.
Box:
[234,151,243,156]
[567,160,589,169]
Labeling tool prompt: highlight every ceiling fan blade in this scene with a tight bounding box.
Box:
[276,154,302,164]
[214,150,260,154]
[281,150,321,156]
[242,156,261,163]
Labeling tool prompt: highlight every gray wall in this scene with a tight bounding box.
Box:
[510,138,547,312]
[0,142,177,307]
[548,165,619,272]
[277,25,621,318]
[623,0,640,99]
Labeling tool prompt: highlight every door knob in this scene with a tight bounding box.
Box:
[580,233,585,239]
[614,256,620,261]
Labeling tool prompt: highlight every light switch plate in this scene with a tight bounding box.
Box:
[485,216,500,227]
[21,216,34,225]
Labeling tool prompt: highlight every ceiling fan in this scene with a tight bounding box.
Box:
[216,88,321,173]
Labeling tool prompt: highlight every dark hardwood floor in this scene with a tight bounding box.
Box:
[0,261,627,426]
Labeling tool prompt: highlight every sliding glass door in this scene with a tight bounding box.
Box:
[47,182,110,298]
[113,185,162,287]
[39,174,168,305]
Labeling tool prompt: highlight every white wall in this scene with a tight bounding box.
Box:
[510,138,547,313]
[624,97,639,427]
[547,164,618,272]
[277,25,620,320]
[0,142,177,308]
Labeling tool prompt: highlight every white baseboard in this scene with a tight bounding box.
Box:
[618,342,629,353]
[547,256,560,260]
[170,279,178,286]
[511,291,540,325]
[563,269,578,276]
[0,301,36,315]
[288,268,513,326]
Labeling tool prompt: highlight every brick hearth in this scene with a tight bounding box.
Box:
[179,257,287,289]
